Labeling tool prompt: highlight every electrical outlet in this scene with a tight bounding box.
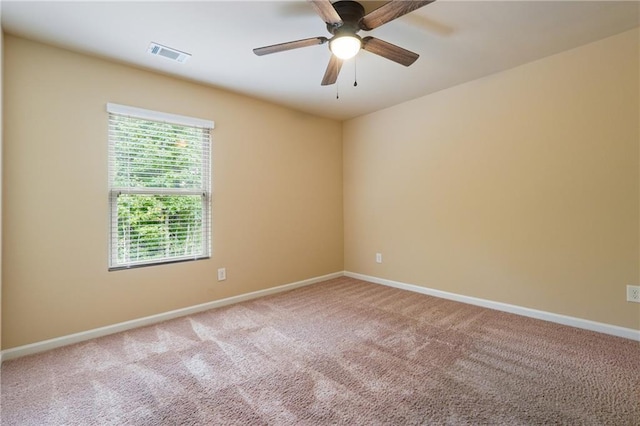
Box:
[376,253,382,264]
[627,285,640,303]
[217,268,226,281]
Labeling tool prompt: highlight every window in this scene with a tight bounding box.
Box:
[107,103,213,270]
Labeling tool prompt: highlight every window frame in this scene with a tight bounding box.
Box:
[107,103,214,270]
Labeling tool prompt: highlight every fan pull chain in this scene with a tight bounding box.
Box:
[354,57,358,87]
[336,81,339,99]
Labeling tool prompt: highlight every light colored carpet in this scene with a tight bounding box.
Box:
[2,277,639,425]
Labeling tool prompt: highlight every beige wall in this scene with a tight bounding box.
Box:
[344,29,640,330]
[3,27,639,351]
[2,36,344,349]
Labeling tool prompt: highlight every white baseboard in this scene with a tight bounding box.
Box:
[3,270,637,363]
[345,271,640,341]
[0,271,343,363]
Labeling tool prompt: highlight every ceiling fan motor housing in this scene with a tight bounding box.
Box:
[326,1,365,34]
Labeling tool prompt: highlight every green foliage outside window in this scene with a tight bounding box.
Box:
[116,194,203,263]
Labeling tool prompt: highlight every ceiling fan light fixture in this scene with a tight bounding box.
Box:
[329,34,361,60]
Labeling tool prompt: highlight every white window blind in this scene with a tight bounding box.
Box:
[107,103,213,270]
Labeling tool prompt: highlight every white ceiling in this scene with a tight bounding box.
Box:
[2,1,638,120]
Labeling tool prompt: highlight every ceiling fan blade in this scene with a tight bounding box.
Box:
[253,37,328,56]
[359,0,435,31]
[321,54,343,86]
[308,0,343,26]
[362,36,419,66]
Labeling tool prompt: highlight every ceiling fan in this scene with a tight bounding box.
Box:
[253,0,435,86]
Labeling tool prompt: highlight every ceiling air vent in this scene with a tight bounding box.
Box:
[147,42,191,63]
